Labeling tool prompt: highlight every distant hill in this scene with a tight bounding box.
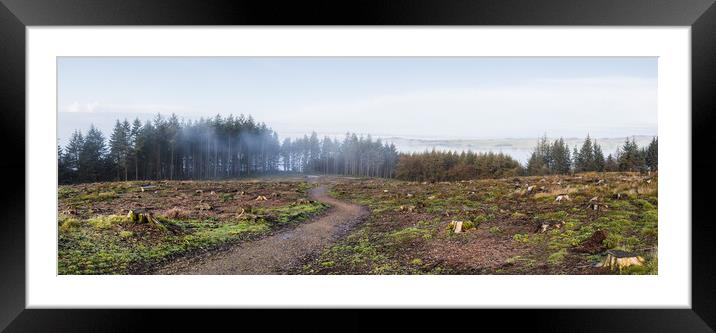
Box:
[380,135,656,164]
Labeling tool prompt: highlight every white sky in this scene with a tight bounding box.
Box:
[58,57,657,144]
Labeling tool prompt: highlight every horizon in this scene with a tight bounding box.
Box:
[58,112,656,165]
[58,56,657,163]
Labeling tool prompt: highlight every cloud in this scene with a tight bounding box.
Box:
[61,102,189,114]
[265,76,657,139]
[64,101,100,113]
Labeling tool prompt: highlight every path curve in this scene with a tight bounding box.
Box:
[154,184,367,274]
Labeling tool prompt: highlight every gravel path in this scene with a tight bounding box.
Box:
[153,184,367,275]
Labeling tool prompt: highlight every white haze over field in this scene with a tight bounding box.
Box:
[57,57,657,164]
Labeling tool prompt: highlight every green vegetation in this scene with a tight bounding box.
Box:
[58,200,327,275]
[307,172,657,275]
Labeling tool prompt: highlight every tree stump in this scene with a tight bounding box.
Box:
[534,220,563,233]
[127,209,155,224]
[453,221,463,233]
[555,194,571,202]
[448,220,474,233]
[601,249,645,272]
[526,185,535,195]
[127,209,182,234]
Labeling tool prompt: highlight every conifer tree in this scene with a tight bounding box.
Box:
[79,125,108,182]
[576,135,595,172]
[618,137,644,172]
[593,141,605,172]
[645,137,658,171]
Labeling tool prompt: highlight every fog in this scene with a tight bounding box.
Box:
[58,57,657,162]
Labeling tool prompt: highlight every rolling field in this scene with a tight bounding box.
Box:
[302,172,657,275]
[58,178,327,274]
[58,172,657,275]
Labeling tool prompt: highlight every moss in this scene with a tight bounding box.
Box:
[512,233,530,243]
[87,215,131,229]
[390,227,432,244]
[472,215,490,224]
[78,191,118,202]
[58,198,326,275]
[410,258,423,266]
[488,226,502,235]
[59,216,81,233]
[547,249,567,265]
[633,199,655,210]
[505,255,522,265]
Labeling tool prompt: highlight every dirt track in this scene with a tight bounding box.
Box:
[154,184,368,274]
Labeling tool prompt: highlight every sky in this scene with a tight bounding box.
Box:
[57,57,657,147]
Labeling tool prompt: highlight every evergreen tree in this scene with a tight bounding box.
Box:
[618,137,644,172]
[129,118,143,180]
[79,125,108,182]
[605,153,618,172]
[645,137,658,171]
[576,135,595,172]
[62,130,84,183]
[550,138,571,174]
[109,119,131,181]
[593,141,605,172]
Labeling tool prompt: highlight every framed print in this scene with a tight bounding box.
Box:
[2,0,716,331]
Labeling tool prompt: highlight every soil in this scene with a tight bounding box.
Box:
[572,230,608,254]
[152,184,368,274]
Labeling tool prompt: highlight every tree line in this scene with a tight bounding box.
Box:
[59,114,282,183]
[392,135,657,182]
[58,113,657,184]
[394,151,522,182]
[58,114,399,184]
[279,133,399,178]
[525,135,658,176]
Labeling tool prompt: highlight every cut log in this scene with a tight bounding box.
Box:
[534,220,563,233]
[140,185,157,192]
[526,185,536,194]
[601,249,645,272]
[555,194,571,202]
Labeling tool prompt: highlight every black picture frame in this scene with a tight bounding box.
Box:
[1,0,715,331]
